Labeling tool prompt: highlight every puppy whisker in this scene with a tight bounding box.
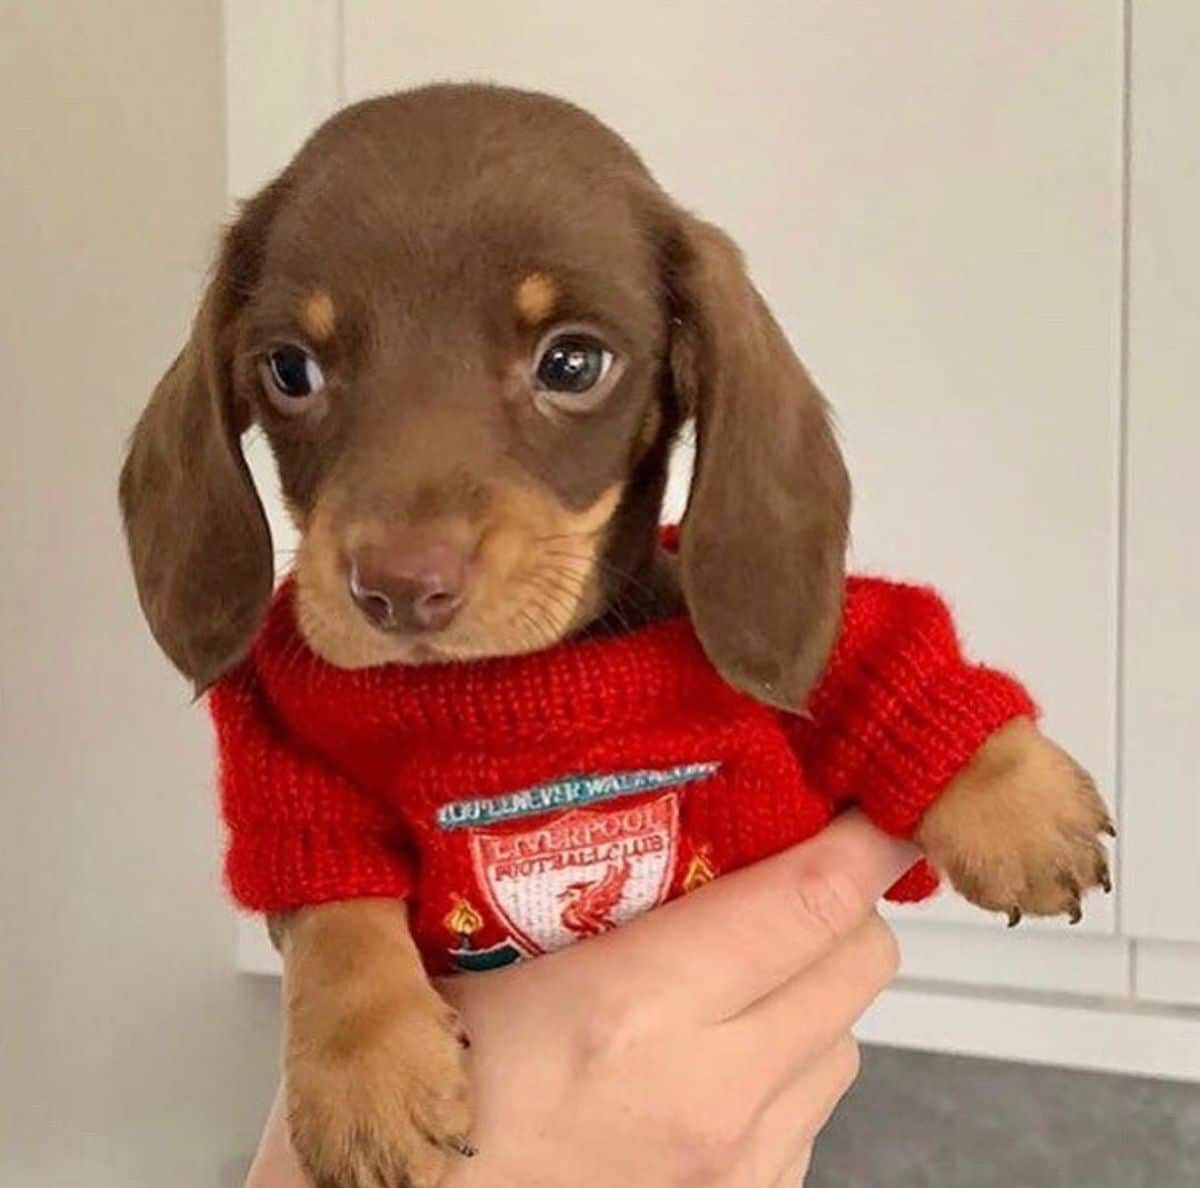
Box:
[541,546,659,601]
[518,569,584,625]
[539,551,659,625]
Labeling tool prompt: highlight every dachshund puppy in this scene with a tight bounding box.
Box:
[120,85,1111,1188]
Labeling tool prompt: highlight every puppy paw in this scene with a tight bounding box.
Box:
[287,980,473,1188]
[915,717,1114,926]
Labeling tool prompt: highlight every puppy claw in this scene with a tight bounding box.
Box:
[1007,906,1022,928]
[1102,820,1117,838]
[1056,872,1084,924]
[444,1135,478,1158]
[1098,863,1113,894]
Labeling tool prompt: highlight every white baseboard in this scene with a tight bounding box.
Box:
[1134,939,1200,1007]
[892,920,1130,997]
[858,981,1200,1083]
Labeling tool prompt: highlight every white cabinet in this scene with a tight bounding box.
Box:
[345,7,1123,885]
[1122,1,1200,949]
[223,1,1200,1079]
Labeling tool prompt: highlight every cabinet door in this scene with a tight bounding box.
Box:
[224,0,1200,1064]
[1123,1,1200,944]
[344,0,1123,933]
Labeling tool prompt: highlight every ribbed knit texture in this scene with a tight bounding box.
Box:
[210,571,1035,974]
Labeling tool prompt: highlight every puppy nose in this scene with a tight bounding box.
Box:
[348,540,467,632]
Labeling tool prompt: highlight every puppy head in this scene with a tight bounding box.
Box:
[120,85,849,708]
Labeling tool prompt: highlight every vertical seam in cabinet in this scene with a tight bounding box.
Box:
[1115,0,1133,959]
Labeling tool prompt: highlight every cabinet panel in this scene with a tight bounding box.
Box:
[219,0,1200,1068]
[1122,2,1200,943]
[346,0,1122,930]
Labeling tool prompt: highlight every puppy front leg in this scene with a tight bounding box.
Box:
[915,718,1113,925]
[276,899,473,1188]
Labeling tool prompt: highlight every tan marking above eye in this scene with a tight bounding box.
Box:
[300,290,336,342]
[515,273,558,325]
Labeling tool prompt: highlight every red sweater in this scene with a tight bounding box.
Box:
[210,573,1034,975]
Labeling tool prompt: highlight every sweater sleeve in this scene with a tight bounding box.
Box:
[208,669,414,914]
[787,577,1037,839]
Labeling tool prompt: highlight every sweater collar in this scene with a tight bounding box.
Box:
[250,577,748,751]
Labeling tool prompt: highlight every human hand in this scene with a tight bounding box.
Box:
[245,812,915,1188]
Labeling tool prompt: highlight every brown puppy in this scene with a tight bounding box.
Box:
[119,85,1110,1188]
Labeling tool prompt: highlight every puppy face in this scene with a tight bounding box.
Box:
[235,95,672,666]
[121,85,850,710]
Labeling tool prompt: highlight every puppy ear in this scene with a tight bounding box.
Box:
[666,215,851,711]
[119,187,281,691]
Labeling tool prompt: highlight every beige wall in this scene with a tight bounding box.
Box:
[0,4,278,1184]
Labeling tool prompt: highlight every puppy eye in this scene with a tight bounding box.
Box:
[534,334,613,395]
[261,345,325,403]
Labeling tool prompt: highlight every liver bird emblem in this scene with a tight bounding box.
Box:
[557,858,632,937]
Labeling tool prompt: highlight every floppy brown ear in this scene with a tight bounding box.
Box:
[666,215,851,711]
[119,192,280,691]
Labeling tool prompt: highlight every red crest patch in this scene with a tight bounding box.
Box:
[469,792,679,955]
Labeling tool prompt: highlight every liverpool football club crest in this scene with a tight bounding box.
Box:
[468,792,679,955]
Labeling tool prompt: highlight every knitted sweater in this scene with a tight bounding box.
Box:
[210,571,1035,976]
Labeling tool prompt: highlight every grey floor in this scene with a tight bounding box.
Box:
[808,1045,1200,1188]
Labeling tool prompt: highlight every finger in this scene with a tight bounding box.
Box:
[760,1035,860,1188]
[243,1087,307,1188]
[772,1149,813,1188]
[720,914,897,1093]
[588,811,917,1021]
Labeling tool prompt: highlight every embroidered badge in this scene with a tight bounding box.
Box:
[682,844,717,893]
[435,762,719,831]
[449,939,526,972]
[442,893,526,972]
[469,792,680,955]
[443,894,484,943]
